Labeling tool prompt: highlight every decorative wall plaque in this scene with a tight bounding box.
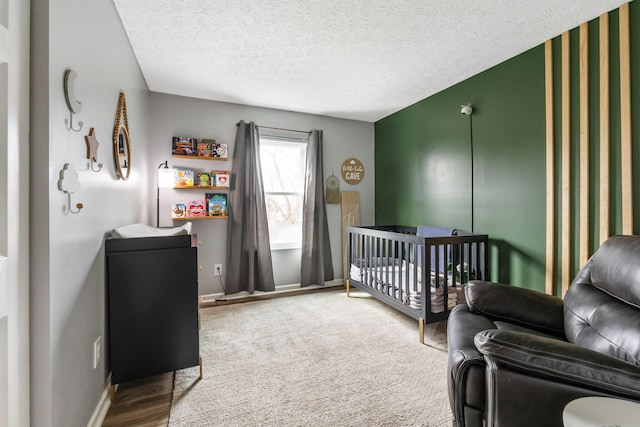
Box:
[341,158,364,185]
[325,173,341,204]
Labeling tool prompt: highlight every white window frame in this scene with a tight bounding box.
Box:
[259,136,308,250]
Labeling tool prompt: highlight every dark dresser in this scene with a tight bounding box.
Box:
[105,234,200,396]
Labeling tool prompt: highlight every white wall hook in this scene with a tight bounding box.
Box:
[58,163,84,214]
[64,69,84,132]
[85,127,103,172]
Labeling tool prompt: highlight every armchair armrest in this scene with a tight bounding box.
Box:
[466,281,565,338]
[449,305,496,372]
[448,305,496,424]
[475,329,640,399]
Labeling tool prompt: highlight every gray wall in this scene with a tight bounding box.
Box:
[148,92,375,295]
[29,2,374,424]
[30,0,150,426]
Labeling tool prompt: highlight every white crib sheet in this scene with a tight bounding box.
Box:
[349,261,458,313]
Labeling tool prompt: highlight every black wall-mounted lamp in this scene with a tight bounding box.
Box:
[461,104,474,232]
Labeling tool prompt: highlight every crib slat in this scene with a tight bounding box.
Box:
[475,241,481,280]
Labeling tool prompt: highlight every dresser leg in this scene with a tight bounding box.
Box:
[419,317,425,345]
[346,280,350,297]
[199,356,203,380]
[109,384,116,401]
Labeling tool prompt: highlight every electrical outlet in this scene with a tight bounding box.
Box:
[93,336,102,369]
[214,264,223,276]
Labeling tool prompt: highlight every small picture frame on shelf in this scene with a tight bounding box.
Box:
[172,137,197,156]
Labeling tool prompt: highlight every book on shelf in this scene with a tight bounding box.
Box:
[211,170,229,188]
[211,143,228,159]
[174,169,194,187]
[205,193,227,217]
[186,200,207,217]
[172,137,197,156]
[198,138,216,158]
[196,140,212,157]
[171,203,186,219]
[195,172,211,186]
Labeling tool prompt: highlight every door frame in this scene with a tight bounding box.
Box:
[0,0,30,425]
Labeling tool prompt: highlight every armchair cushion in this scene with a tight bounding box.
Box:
[589,235,640,307]
[564,282,640,365]
[466,281,565,338]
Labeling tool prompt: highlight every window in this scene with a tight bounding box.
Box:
[259,137,307,249]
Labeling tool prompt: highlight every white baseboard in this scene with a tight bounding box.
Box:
[87,376,112,427]
[200,279,344,303]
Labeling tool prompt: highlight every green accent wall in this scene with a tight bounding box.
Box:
[375,46,546,290]
[375,1,639,295]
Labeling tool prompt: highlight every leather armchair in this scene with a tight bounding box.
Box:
[447,235,640,427]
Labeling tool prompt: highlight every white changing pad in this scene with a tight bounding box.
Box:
[110,222,193,238]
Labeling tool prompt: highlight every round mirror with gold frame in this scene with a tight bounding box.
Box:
[112,91,132,180]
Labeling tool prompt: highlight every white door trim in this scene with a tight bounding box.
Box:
[1,1,30,425]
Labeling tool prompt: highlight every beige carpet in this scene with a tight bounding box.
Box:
[169,289,452,426]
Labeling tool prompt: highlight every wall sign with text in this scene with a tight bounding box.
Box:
[341,158,364,185]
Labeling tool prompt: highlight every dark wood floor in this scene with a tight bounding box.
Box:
[102,373,174,427]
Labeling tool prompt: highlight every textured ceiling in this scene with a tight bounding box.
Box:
[113,0,629,122]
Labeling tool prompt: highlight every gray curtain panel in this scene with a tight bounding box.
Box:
[225,121,275,294]
[301,130,334,287]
